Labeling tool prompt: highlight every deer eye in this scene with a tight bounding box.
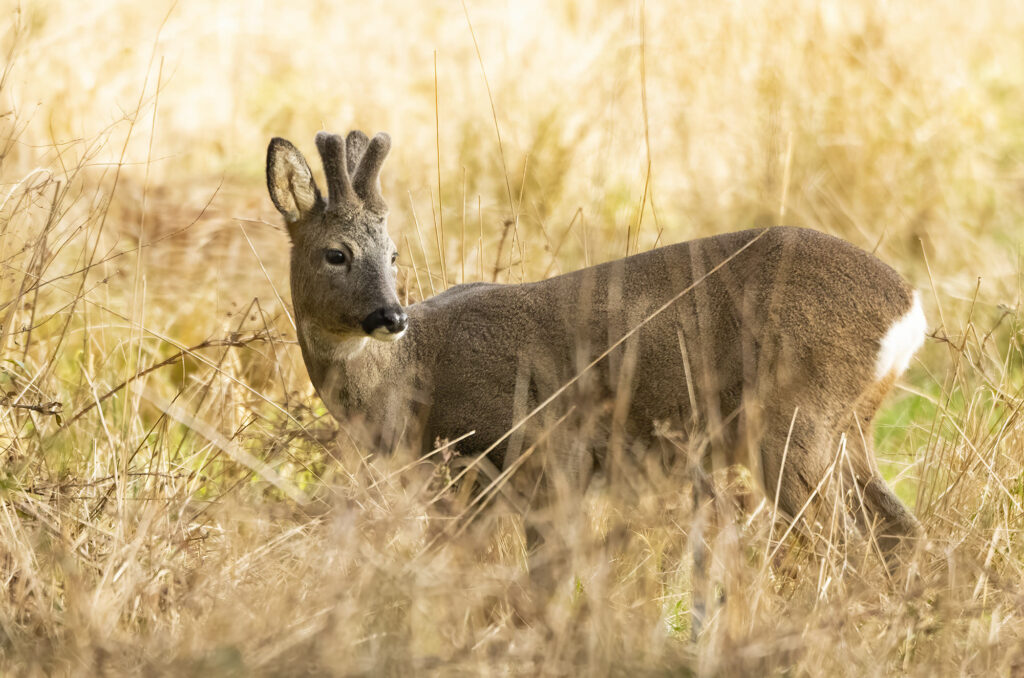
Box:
[391,252,398,266]
[324,249,347,266]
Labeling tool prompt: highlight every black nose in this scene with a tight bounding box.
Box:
[361,306,408,335]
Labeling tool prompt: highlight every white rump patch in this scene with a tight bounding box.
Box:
[875,291,927,380]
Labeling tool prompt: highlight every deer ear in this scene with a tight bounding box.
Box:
[266,137,324,225]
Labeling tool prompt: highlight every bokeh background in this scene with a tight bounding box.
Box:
[2,0,1023,674]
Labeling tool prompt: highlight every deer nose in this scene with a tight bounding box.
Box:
[361,306,408,335]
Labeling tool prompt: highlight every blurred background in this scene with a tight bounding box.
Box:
[2,0,1023,674]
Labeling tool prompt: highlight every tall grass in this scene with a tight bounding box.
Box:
[1,0,1023,674]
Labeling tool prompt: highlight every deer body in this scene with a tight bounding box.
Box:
[268,130,926,551]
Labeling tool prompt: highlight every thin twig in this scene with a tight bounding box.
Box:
[57,330,274,431]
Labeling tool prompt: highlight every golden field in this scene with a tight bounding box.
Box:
[2,0,1024,674]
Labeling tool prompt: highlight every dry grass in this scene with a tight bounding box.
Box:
[2,0,1024,675]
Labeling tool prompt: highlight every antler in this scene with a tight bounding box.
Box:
[314,130,391,214]
[352,132,391,213]
[345,130,369,174]
[314,132,356,210]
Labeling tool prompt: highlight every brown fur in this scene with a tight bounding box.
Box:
[266,131,922,553]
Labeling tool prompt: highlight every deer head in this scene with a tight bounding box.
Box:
[266,131,407,343]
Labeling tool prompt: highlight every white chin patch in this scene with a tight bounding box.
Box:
[370,327,406,342]
[875,291,927,380]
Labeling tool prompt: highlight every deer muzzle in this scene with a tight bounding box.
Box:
[361,306,409,341]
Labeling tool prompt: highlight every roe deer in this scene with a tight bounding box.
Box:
[266,129,926,556]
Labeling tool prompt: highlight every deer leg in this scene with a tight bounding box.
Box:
[523,520,555,592]
[759,409,855,554]
[688,460,715,641]
[841,420,921,560]
[836,375,922,563]
[514,463,573,624]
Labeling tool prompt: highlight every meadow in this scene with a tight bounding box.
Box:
[2,0,1023,674]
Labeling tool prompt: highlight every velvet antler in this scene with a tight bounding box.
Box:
[314,130,390,214]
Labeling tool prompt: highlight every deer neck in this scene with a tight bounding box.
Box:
[296,320,411,417]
